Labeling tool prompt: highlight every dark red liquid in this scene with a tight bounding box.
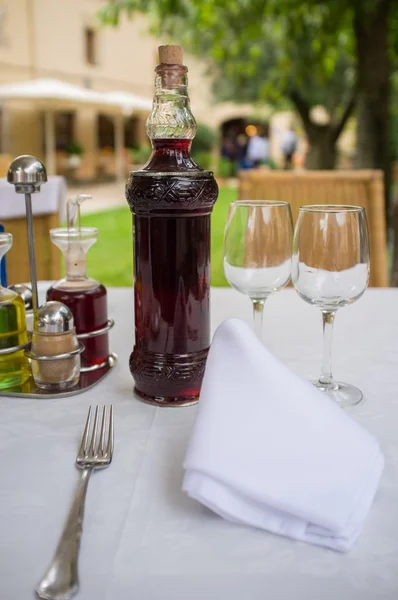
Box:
[126,139,218,405]
[142,139,201,172]
[46,284,109,369]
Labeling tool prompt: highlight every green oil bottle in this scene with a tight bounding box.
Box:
[0,235,30,390]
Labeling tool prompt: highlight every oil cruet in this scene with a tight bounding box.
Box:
[0,233,30,389]
[47,194,112,371]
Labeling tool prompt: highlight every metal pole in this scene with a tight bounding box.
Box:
[7,155,47,322]
[44,110,56,176]
[24,192,39,316]
[114,113,125,182]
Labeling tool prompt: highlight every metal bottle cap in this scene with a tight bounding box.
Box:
[8,284,33,310]
[37,301,74,333]
[7,155,47,194]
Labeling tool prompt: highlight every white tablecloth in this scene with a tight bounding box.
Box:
[0,176,67,221]
[1,286,398,600]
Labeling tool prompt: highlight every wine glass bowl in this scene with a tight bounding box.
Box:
[224,200,293,339]
[292,205,370,407]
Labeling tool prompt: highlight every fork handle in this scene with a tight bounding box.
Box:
[36,468,92,600]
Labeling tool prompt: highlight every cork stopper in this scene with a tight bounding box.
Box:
[159,45,183,65]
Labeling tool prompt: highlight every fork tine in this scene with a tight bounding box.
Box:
[106,405,114,459]
[88,405,99,457]
[99,406,107,456]
[78,406,92,457]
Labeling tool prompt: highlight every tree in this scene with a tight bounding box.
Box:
[101,0,398,284]
[99,1,397,169]
[98,0,356,169]
[353,0,393,195]
[210,30,356,170]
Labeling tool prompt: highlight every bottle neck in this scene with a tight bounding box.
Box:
[146,64,197,142]
[143,64,200,172]
[142,139,200,172]
[56,255,98,291]
[65,248,87,281]
[50,228,98,290]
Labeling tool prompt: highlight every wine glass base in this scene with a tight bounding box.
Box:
[312,380,363,408]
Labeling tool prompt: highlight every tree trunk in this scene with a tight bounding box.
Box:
[354,1,392,284]
[304,124,337,170]
[289,90,354,171]
[391,195,398,286]
[354,1,390,194]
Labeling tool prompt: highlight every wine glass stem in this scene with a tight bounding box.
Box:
[319,310,336,386]
[252,299,265,341]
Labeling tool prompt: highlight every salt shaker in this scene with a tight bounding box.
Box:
[29,301,81,391]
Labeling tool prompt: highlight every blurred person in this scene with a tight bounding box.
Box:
[246,127,269,168]
[221,136,235,161]
[235,133,249,170]
[220,136,235,177]
[281,126,297,169]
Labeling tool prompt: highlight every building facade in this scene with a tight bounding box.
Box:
[0,0,265,178]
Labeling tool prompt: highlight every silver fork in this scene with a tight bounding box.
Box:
[36,405,114,600]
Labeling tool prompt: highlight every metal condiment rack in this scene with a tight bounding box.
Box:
[0,353,118,399]
[77,318,115,372]
[0,155,118,398]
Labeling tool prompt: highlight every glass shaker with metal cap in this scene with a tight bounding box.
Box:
[29,301,81,391]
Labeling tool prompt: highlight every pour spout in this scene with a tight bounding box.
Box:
[67,194,91,229]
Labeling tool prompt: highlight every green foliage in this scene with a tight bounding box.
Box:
[217,157,233,178]
[391,114,398,161]
[261,159,278,170]
[99,0,398,160]
[128,145,151,164]
[391,72,398,160]
[193,151,213,170]
[98,0,355,119]
[191,122,217,153]
[65,141,83,156]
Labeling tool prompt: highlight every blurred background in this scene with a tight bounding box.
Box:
[0,0,397,287]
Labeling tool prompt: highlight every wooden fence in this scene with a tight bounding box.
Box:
[239,169,388,287]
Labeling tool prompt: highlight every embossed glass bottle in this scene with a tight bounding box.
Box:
[126,45,218,406]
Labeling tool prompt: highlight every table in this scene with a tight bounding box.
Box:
[1,287,398,600]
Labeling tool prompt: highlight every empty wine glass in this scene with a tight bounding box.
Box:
[292,205,370,407]
[224,200,293,340]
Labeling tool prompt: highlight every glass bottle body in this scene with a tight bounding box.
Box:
[47,283,109,369]
[127,142,217,405]
[127,62,218,405]
[0,292,30,390]
[0,234,30,390]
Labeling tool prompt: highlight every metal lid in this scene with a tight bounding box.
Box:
[7,155,47,193]
[37,301,74,333]
[8,284,33,310]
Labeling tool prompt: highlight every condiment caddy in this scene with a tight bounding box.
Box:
[0,155,117,398]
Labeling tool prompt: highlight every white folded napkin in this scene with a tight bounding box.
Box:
[183,318,384,552]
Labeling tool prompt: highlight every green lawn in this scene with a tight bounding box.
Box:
[81,186,237,287]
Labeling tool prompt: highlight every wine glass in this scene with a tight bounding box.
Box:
[223,200,293,340]
[291,205,370,407]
